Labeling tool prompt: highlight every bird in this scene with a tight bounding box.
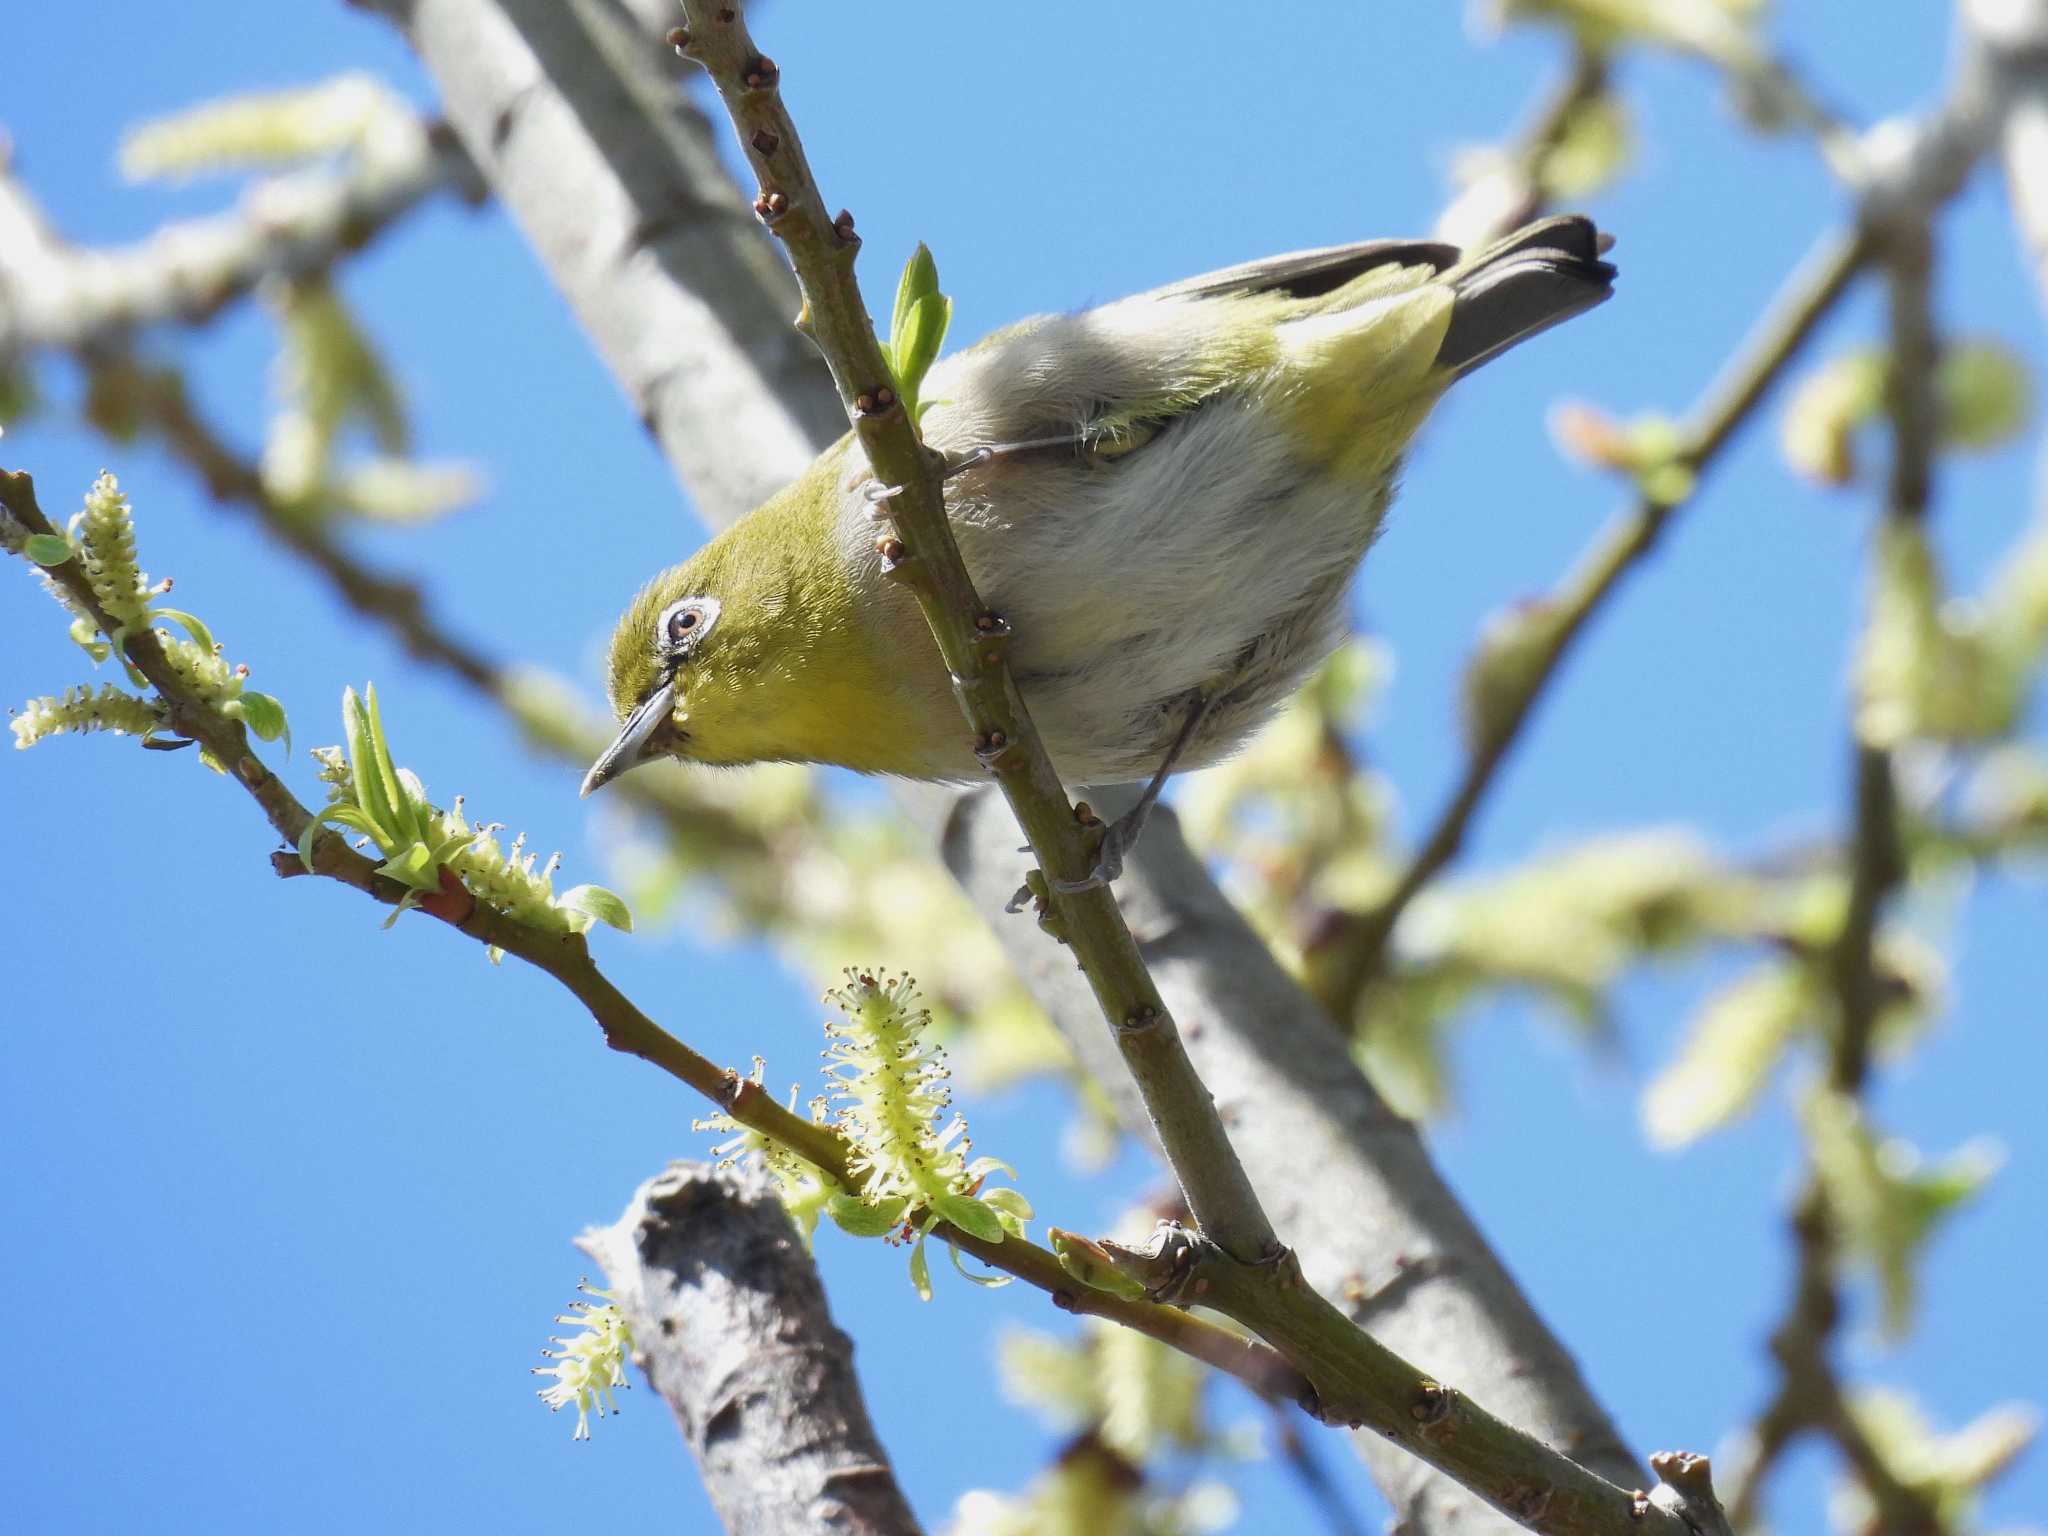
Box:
[583,214,1615,886]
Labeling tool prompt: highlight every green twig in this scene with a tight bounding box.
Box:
[667,0,1277,1266]
[0,462,1304,1416]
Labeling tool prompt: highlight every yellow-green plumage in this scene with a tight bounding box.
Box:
[587,215,1614,799]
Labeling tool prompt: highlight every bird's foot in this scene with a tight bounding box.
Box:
[1051,801,1144,894]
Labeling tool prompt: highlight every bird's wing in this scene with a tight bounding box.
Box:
[1143,238,1460,305]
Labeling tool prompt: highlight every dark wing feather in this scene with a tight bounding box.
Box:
[1144,238,1460,304]
[1146,214,1617,377]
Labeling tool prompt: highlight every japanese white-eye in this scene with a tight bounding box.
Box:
[585,215,1615,865]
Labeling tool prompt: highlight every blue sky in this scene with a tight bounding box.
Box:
[2,2,2041,1532]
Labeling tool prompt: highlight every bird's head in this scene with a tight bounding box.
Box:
[581,449,912,795]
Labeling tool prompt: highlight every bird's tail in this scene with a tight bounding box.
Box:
[1433,215,1617,378]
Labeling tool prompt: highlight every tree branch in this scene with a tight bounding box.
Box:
[349,0,846,525]
[668,0,1275,1271]
[0,462,1308,1424]
[580,1161,925,1536]
[307,7,1665,1526]
[0,116,479,356]
[1724,80,1977,1536]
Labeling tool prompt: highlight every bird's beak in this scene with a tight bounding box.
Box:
[580,679,676,798]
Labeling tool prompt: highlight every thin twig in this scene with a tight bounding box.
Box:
[659,24,1731,1533]
[0,463,1305,1418]
[1726,205,1954,1536]
[0,120,480,356]
[668,0,1278,1268]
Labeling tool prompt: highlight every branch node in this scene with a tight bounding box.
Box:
[1411,1378,1459,1429]
[749,127,780,156]
[873,534,910,573]
[1646,1451,1734,1535]
[741,56,779,90]
[972,730,1014,771]
[1118,1005,1164,1036]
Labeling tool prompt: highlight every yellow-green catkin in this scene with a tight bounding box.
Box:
[11,683,161,750]
[822,971,970,1208]
[75,473,150,630]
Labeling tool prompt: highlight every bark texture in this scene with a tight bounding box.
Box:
[581,1162,925,1536]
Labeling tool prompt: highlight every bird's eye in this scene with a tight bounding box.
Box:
[656,596,721,656]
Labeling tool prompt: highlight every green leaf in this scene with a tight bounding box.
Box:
[23,532,72,566]
[946,1237,1012,1288]
[66,616,110,661]
[931,1192,1005,1243]
[361,683,424,847]
[893,295,940,394]
[297,804,381,871]
[297,818,326,873]
[380,889,421,931]
[148,606,216,655]
[980,1185,1034,1229]
[887,245,950,412]
[364,684,424,847]
[891,243,939,358]
[1643,964,1811,1148]
[427,829,480,867]
[558,883,634,933]
[376,841,442,893]
[825,1193,908,1237]
[235,690,290,751]
[341,686,397,840]
[100,623,150,686]
[908,1228,933,1301]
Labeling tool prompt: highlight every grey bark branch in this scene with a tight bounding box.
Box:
[360,3,1640,1528]
[0,118,479,357]
[351,0,845,521]
[922,785,1643,1526]
[581,1162,925,1536]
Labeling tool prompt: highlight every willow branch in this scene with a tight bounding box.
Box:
[1725,175,1957,1536]
[668,0,1277,1268]
[337,11,1661,1527]
[580,1162,925,1536]
[0,462,1303,1417]
[349,0,844,525]
[1436,46,1609,247]
[0,120,479,356]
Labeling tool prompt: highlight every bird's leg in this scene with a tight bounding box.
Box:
[860,434,1086,522]
[1052,690,1214,894]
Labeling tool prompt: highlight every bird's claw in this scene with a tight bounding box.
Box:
[973,732,1017,771]
[860,480,905,522]
[1050,816,1139,893]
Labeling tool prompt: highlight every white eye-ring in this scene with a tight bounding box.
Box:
[657,595,721,655]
